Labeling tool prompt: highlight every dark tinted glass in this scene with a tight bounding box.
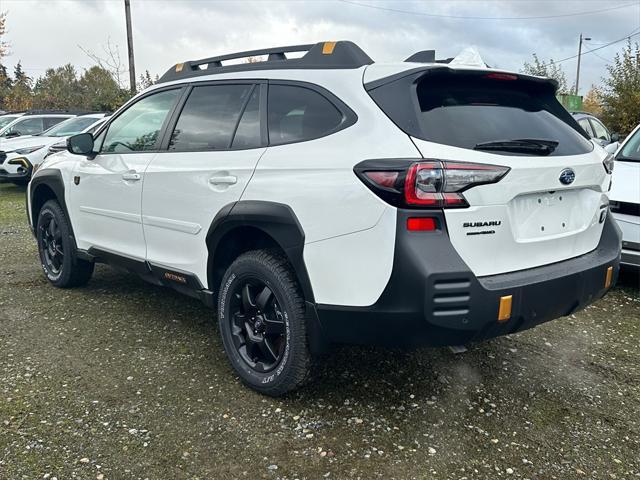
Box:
[414,75,592,156]
[232,87,261,149]
[268,85,342,145]
[170,84,253,151]
[43,117,68,130]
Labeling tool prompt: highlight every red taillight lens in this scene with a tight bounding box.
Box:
[356,159,509,209]
[407,217,437,231]
[404,161,509,208]
[364,171,399,189]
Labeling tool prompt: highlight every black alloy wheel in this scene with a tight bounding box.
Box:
[229,279,287,372]
[39,213,64,278]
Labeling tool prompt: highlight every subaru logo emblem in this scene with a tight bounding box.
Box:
[559,168,575,185]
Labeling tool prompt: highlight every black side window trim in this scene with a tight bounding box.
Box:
[159,80,268,152]
[266,80,357,147]
[96,85,185,155]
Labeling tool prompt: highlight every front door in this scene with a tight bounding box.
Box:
[69,88,182,259]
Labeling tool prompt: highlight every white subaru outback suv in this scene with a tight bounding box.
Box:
[27,41,621,396]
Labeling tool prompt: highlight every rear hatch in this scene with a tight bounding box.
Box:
[366,66,611,277]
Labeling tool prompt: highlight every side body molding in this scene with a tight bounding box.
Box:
[206,200,315,303]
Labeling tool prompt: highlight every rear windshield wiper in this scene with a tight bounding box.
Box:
[474,138,559,155]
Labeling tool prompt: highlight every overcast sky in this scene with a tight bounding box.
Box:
[2,0,639,95]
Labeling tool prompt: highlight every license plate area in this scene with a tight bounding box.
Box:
[509,189,598,242]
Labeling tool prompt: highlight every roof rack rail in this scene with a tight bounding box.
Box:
[157,40,373,84]
[405,50,453,64]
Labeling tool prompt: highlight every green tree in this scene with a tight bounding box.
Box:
[79,65,128,111]
[5,61,32,111]
[32,64,81,109]
[522,54,570,94]
[0,63,11,109]
[599,40,640,136]
[137,69,158,91]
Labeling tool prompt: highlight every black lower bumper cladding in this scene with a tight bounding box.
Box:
[315,210,622,348]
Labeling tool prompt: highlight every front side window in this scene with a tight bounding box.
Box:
[169,84,254,151]
[102,89,180,153]
[590,119,610,142]
[4,117,43,136]
[268,84,343,145]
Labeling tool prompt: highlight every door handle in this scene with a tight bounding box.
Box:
[209,175,237,186]
[122,172,141,181]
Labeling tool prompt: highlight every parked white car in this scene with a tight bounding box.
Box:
[610,124,640,268]
[27,41,621,395]
[0,114,108,184]
[0,112,76,138]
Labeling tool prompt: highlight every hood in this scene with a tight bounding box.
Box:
[610,160,640,205]
[0,135,58,153]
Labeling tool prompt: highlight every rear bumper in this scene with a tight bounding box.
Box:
[314,211,622,348]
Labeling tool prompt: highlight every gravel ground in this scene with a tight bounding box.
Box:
[1,182,639,480]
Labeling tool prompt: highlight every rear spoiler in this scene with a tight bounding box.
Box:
[364,65,559,92]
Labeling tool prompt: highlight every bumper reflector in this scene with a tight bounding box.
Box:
[605,266,613,288]
[498,295,512,322]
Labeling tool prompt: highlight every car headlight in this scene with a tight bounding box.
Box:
[15,145,45,155]
[603,153,614,174]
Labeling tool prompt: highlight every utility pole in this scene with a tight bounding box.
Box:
[124,0,136,95]
[574,33,591,96]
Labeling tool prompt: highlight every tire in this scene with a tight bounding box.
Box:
[217,249,311,396]
[36,199,94,288]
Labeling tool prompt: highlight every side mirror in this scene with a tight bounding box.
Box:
[67,133,94,155]
[6,131,21,138]
[604,142,618,154]
[610,133,620,142]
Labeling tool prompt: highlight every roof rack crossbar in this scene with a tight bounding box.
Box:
[157,41,373,84]
[189,44,314,71]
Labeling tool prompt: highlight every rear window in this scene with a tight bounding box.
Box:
[369,70,593,156]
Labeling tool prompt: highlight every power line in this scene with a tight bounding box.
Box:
[338,0,638,21]
[554,29,640,64]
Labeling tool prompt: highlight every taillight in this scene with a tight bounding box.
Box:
[355,159,510,209]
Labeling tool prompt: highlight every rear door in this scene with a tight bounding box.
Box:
[368,69,611,276]
[141,81,266,286]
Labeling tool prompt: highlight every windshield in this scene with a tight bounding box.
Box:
[0,116,19,129]
[40,116,102,137]
[618,129,640,162]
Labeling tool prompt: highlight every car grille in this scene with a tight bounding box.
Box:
[0,151,6,165]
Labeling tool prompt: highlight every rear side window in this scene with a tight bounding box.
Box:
[619,129,640,162]
[231,86,261,149]
[170,84,254,151]
[590,119,610,142]
[578,118,594,137]
[369,71,593,156]
[43,117,68,130]
[268,84,343,145]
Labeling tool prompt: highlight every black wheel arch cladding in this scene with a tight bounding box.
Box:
[206,200,315,303]
[29,169,77,247]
